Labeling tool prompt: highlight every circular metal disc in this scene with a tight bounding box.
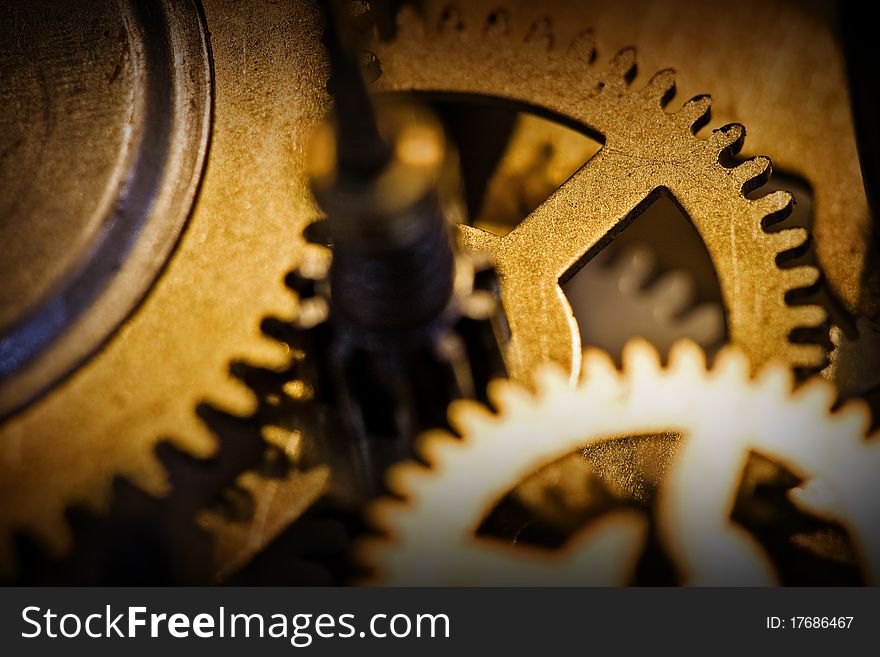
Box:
[0,0,212,416]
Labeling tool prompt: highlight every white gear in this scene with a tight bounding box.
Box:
[359,340,879,585]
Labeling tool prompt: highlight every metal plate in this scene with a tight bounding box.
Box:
[0,0,212,416]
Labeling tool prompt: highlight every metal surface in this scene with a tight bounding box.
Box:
[0,0,212,416]
[360,340,880,585]
[0,0,327,572]
[372,5,826,383]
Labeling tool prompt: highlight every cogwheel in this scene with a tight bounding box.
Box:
[370,5,826,383]
[359,339,880,586]
[567,245,724,359]
[0,0,324,575]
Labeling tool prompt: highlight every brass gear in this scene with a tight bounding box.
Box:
[0,0,326,575]
[371,5,826,383]
[359,339,880,585]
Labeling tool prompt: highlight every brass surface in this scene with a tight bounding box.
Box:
[0,0,212,415]
[373,6,825,383]
[360,340,880,585]
[0,0,326,571]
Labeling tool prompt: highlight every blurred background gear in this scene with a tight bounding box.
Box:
[567,247,724,361]
[359,340,879,585]
[0,0,878,585]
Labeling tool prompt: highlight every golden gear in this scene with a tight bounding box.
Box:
[371,6,826,383]
[0,0,326,575]
[359,340,880,585]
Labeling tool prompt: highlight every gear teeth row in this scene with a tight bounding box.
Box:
[359,339,880,585]
[675,95,712,132]
[6,261,318,583]
[729,156,772,193]
[641,68,676,106]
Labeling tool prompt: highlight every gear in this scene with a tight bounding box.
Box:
[0,0,325,576]
[359,339,879,585]
[566,245,724,360]
[371,5,826,384]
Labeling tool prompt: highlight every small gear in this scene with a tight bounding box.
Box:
[359,340,879,585]
[371,5,826,383]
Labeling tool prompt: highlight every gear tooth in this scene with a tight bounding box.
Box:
[448,399,497,436]
[676,95,712,132]
[782,265,821,292]
[767,226,809,254]
[483,8,510,37]
[617,245,655,292]
[487,378,532,414]
[131,453,173,497]
[708,123,745,160]
[642,68,676,106]
[524,16,553,50]
[755,361,794,397]
[621,338,661,376]
[831,398,872,437]
[166,421,217,460]
[787,303,827,329]
[437,4,464,34]
[569,29,596,62]
[581,347,619,384]
[237,334,293,372]
[386,461,429,498]
[297,241,332,280]
[534,362,571,395]
[787,342,829,370]
[207,376,259,418]
[713,344,750,380]
[261,425,303,460]
[730,156,772,194]
[794,378,838,413]
[650,270,693,318]
[602,47,637,88]
[414,428,454,465]
[669,339,708,373]
[753,190,794,226]
[293,296,330,330]
[681,304,725,347]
